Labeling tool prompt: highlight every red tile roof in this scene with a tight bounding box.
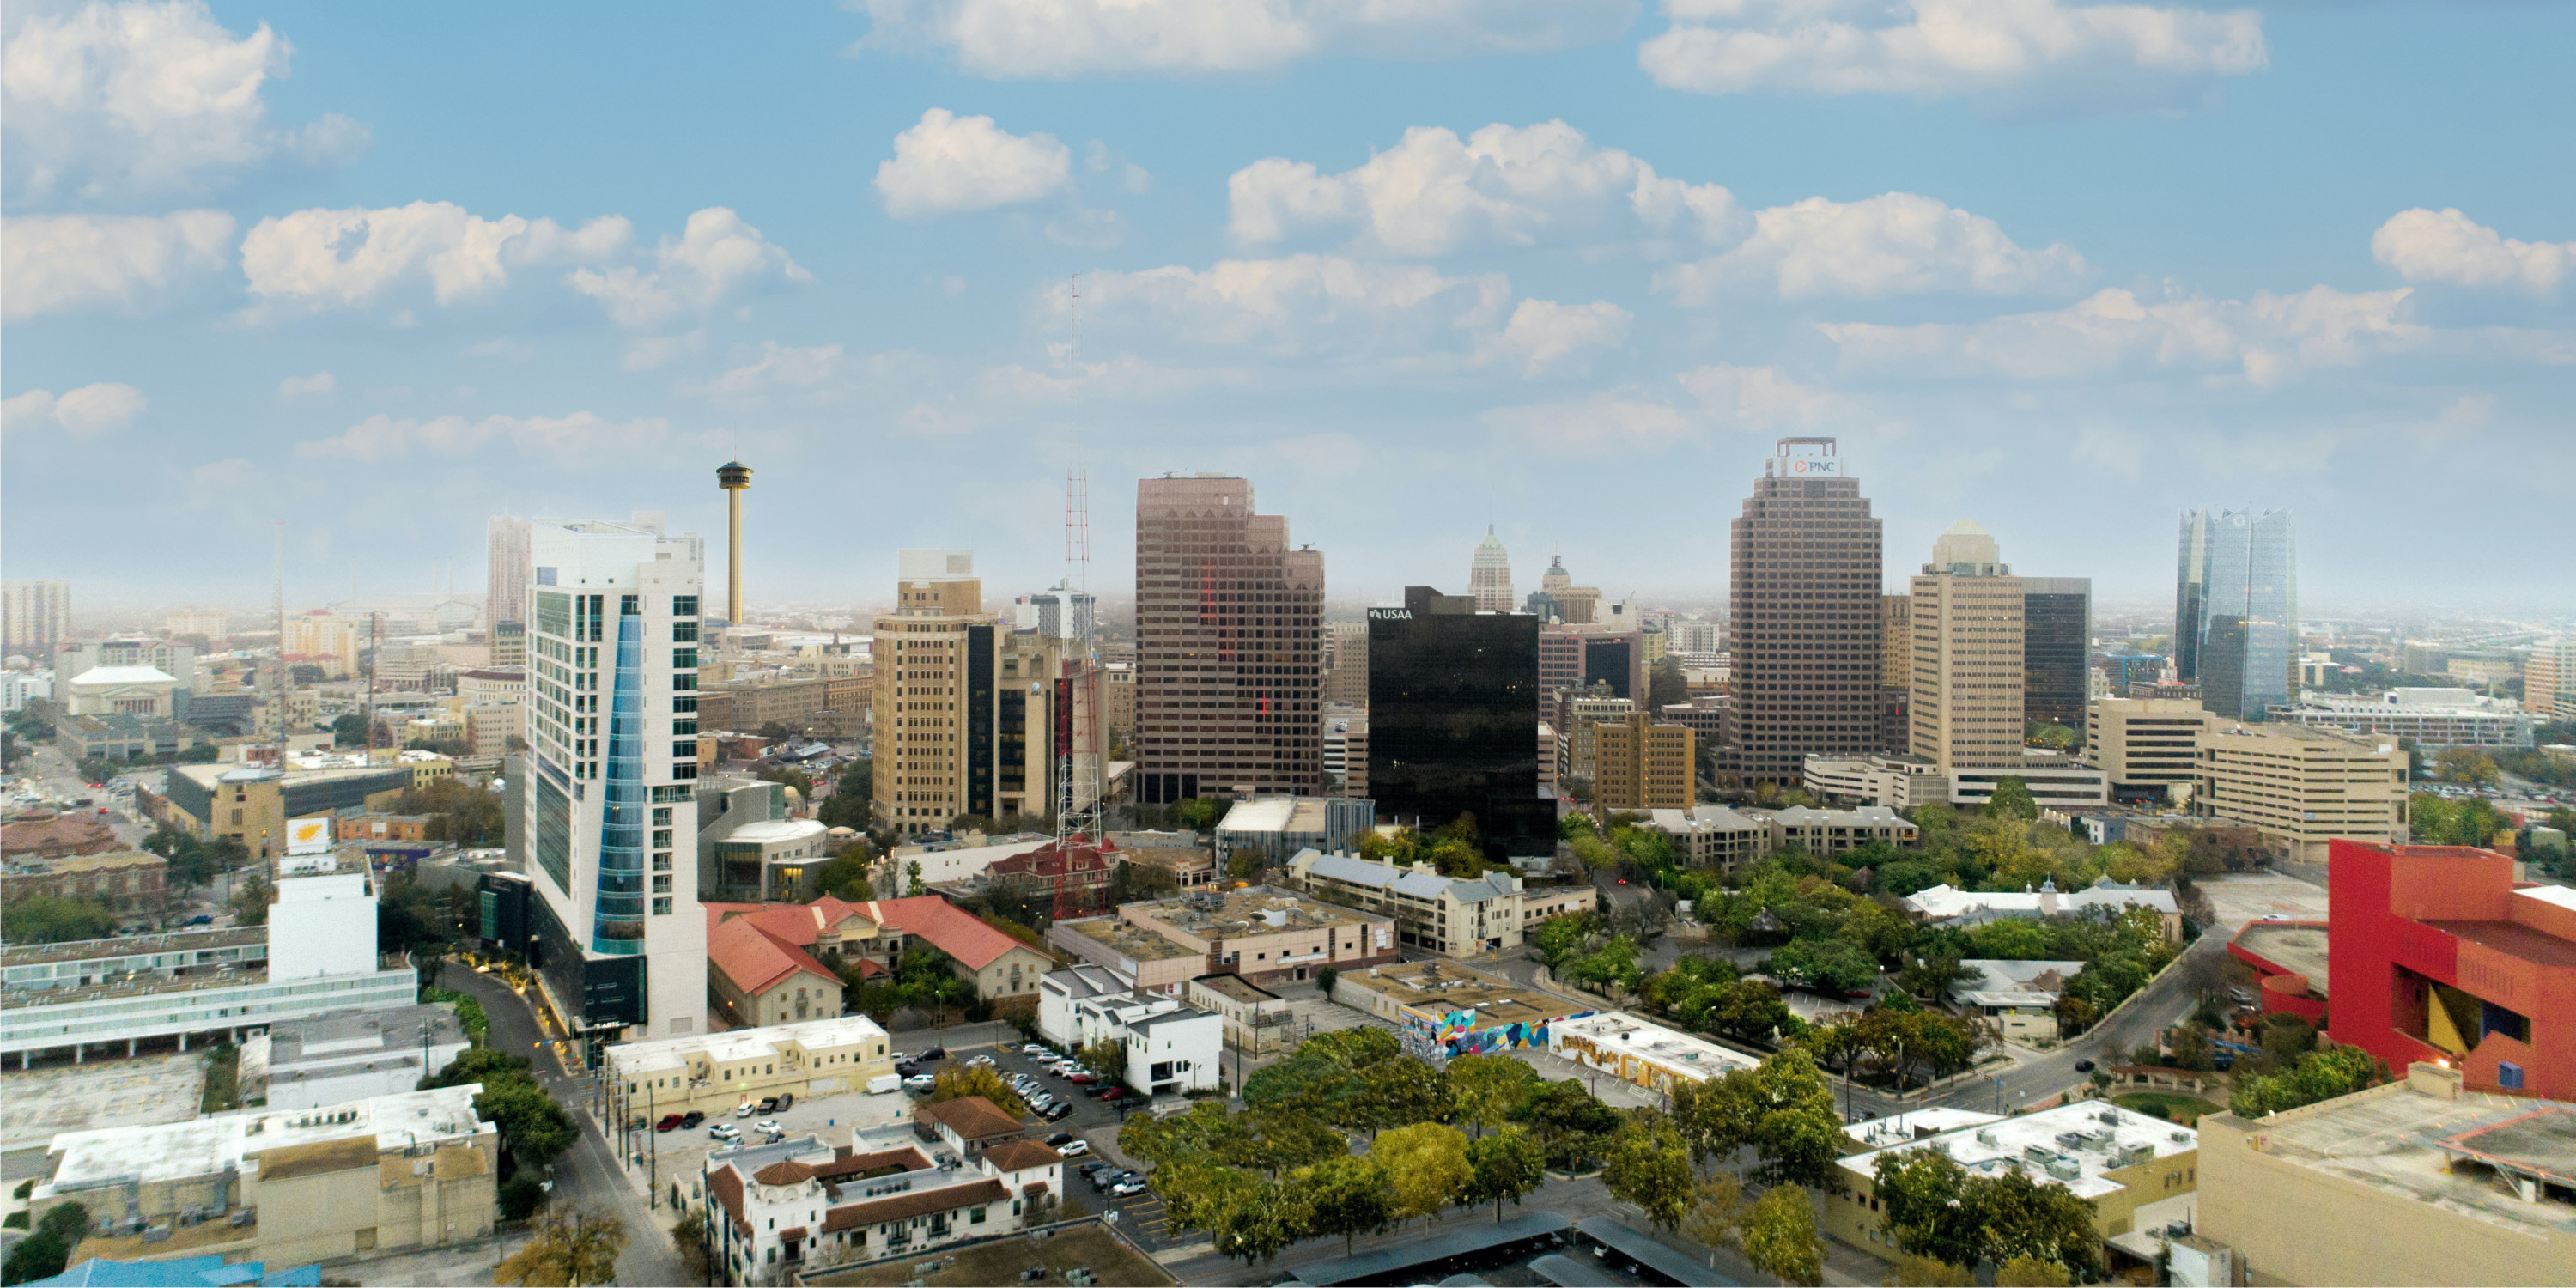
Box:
[981,1139,1062,1173]
[820,1178,1009,1232]
[708,894,1043,972]
[708,915,841,999]
[707,1165,751,1237]
[917,1095,1027,1142]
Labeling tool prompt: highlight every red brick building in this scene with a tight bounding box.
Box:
[2,850,167,912]
[336,812,434,841]
[982,838,1115,919]
[2326,839,2576,1099]
[0,813,121,860]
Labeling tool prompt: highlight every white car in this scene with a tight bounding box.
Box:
[1022,1043,1050,1056]
[709,1124,742,1142]
[754,1120,780,1134]
[735,1103,756,1117]
[1057,1139,1091,1157]
[904,1074,938,1091]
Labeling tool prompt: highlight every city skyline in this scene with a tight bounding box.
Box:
[3,3,2571,612]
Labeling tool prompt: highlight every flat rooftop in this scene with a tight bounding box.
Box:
[40,1084,487,1195]
[1062,916,1198,962]
[1190,973,1280,1005]
[607,1014,887,1073]
[1554,1012,1763,1081]
[797,1217,1175,1286]
[2230,923,2330,987]
[1343,960,1587,1030]
[1838,1101,2198,1201]
[2246,1083,2576,1235]
[270,1003,464,1066]
[1,925,264,970]
[1126,886,1376,939]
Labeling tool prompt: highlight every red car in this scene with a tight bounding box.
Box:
[1066,1071,1097,1084]
[656,1114,684,1132]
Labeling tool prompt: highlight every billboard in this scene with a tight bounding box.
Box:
[285,815,333,855]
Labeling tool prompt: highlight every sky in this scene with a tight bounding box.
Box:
[3,0,2572,618]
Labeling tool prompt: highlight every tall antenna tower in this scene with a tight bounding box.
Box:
[1056,273,1103,854]
[272,523,287,744]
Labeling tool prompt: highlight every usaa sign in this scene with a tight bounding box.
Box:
[1367,607,1413,620]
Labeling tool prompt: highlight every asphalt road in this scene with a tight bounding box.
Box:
[447,969,686,1288]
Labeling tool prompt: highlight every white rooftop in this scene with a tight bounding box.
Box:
[1839,1100,2198,1201]
[1217,798,1298,834]
[726,818,829,845]
[68,665,178,686]
[1957,959,2087,991]
[605,1014,886,1076]
[40,1084,487,1194]
[1904,879,2178,921]
[1845,1108,2004,1151]
[1552,1012,1763,1083]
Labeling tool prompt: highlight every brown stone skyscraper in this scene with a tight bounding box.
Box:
[1721,438,1885,787]
[1134,475,1324,804]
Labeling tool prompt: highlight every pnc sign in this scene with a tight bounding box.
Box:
[1783,456,1840,476]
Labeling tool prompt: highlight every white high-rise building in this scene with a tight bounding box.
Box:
[487,517,532,625]
[519,518,708,1043]
[1470,527,1513,614]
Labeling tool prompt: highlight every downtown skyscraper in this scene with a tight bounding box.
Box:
[518,516,707,1043]
[1133,475,1323,804]
[2176,508,2298,720]
[1722,438,1885,787]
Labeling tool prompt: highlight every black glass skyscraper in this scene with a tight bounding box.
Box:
[2022,577,2092,732]
[1367,586,1552,859]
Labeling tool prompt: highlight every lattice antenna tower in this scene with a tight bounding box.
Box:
[1057,273,1103,851]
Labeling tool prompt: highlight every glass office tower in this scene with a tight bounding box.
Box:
[1367,586,1553,860]
[2022,577,2093,733]
[2178,508,2297,720]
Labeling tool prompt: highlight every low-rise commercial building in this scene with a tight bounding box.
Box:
[240,1005,471,1110]
[1826,1101,2197,1255]
[703,896,1056,1005]
[708,912,848,1030]
[1333,958,1590,1060]
[1045,917,1204,993]
[704,1119,1060,1285]
[1902,878,2182,941]
[708,818,835,902]
[1213,797,1375,868]
[162,763,410,862]
[1753,805,1918,859]
[1109,885,1397,989]
[27,1085,496,1268]
[1285,849,1596,957]
[1591,712,1693,813]
[1801,753,1948,811]
[2273,687,2537,749]
[1546,1012,1759,1096]
[3,814,123,860]
[2,850,166,913]
[2195,722,2408,864]
[1184,973,1295,1056]
[2193,1063,2574,1286]
[608,1015,895,1121]
[1036,982,1222,1095]
[1947,760,2110,811]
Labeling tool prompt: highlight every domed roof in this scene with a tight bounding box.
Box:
[1476,525,1506,550]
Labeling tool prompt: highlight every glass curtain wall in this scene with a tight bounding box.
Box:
[592,605,647,951]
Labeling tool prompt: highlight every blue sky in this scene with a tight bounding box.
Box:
[4,0,2571,617]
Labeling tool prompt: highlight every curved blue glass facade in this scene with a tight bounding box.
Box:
[592,611,647,953]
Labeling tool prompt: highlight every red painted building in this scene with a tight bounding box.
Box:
[2326,839,2576,1099]
[983,837,1117,919]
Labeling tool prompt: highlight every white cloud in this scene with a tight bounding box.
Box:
[1229,120,1738,255]
[851,0,1635,78]
[0,210,232,319]
[2371,208,2572,296]
[875,109,1072,218]
[1,382,149,435]
[277,371,335,402]
[2,0,368,201]
[1481,361,1837,452]
[1069,253,1511,362]
[295,410,670,462]
[1819,284,2427,385]
[1658,191,2088,302]
[1639,0,2267,104]
[240,202,633,311]
[568,208,809,328]
[622,330,706,372]
[1484,299,1632,376]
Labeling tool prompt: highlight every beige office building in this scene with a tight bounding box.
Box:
[873,550,986,835]
[1554,690,1634,781]
[2193,1063,2575,1287]
[1880,594,1911,689]
[2527,637,2575,720]
[2195,721,2408,862]
[1909,522,2025,772]
[2088,697,2213,801]
[1593,711,1693,812]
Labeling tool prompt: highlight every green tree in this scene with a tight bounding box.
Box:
[1316,964,1338,995]
[905,860,926,896]
[1455,1127,1542,1224]
[493,1207,628,1287]
[1337,1055,1451,1139]
[477,1078,580,1170]
[815,785,873,831]
[1741,1184,1825,1286]
[1672,1048,1842,1187]
[0,895,117,945]
[1766,936,1880,993]
[1530,913,1595,972]
[500,1172,549,1221]
[1296,1155,1391,1255]
[1887,1253,1975,1286]
[1996,1256,2073,1287]
[2435,746,2501,787]
[1077,1036,1127,1082]
[1175,797,1222,831]
[1984,776,2039,822]
[1680,1175,1744,1266]
[1448,1053,1540,1138]
[331,712,368,747]
[932,1065,1031,1118]
[1872,1148,1981,1267]
[1524,1078,1621,1171]
[2,1201,92,1286]
[228,871,274,927]
[1370,1122,1473,1231]
[1649,656,1689,711]
[1603,1112,1695,1232]
[2231,1046,2387,1118]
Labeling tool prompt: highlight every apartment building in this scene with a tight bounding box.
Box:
[703,1120,1058,1284]
[1553,688,1633,782]
[872,550,987,835]
[1592,711,1693,813]
[1639,805,1767,872]
[1285,849,1596,957]
[2195,722,2408,863]
[1909,522,2025,772]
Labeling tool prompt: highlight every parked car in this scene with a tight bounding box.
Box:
[754,1120,780,1134]
[1066,1071,1097,1084]
[1045,1133,1078,1147]
[756,1097,780,1113]
[1109,1178,1150,1198]
[1023,1043,1050,1056]
[656,1114,684,1132]
[966,1054,996,1068]
[917,1046,946,1060]
[1041,1103,1074,1121]
[895,1063,920,1078]
[709,1124,742,1142]
[186,914,213,926]
[736,1103,757,1117]
[1058,1139,1091,1157]
[1077,1162,1109,1179]
[775,1093,794,1110]
[681,1111,705,1127]
[890,1052,908,1064]
[2074,1060,2096,1073]
[904,1074,938,1091]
